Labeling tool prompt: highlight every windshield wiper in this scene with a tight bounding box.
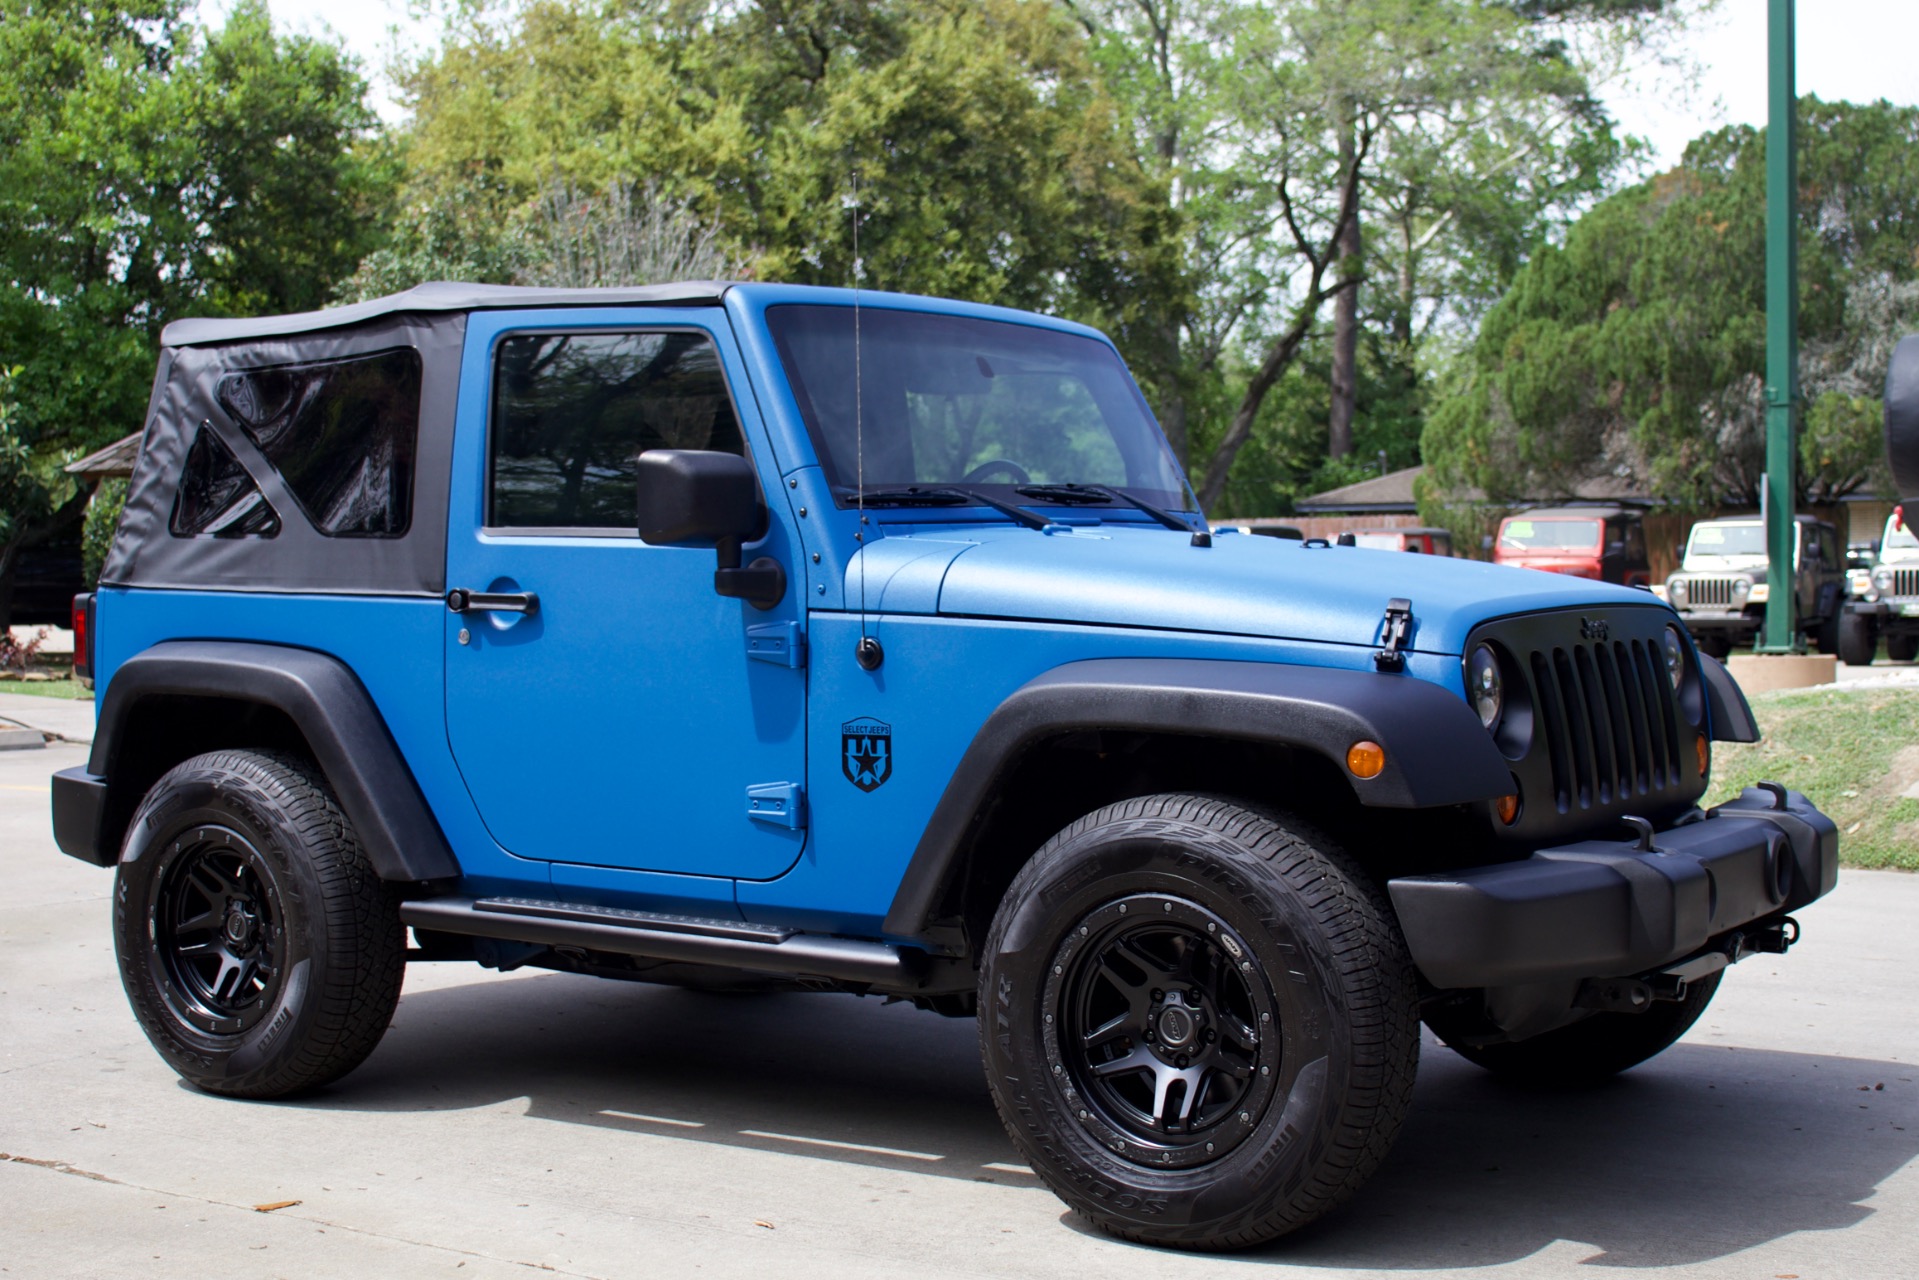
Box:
[837,485,1051,530]
[1017,483,1205,536]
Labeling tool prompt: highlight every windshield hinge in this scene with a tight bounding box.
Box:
[747,782,805,830]
[1374,598,1414,672]
[747,620,806,669]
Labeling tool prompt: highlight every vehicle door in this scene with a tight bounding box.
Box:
[442,310,807,880]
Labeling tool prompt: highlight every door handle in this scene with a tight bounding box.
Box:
[446,588,540,616]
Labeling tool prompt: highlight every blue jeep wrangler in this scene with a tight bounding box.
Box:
[53,282,1837,1250]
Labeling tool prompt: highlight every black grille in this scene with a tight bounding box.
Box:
[1682,577,1736,607]
[1526,639,1682,813]
[1892,568,1919,597]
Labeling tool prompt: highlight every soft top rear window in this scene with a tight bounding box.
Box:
[216,347,421,537]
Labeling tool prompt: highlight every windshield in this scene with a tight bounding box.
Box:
[766,305,1190,511]
[1349,532,1404,550]
[1499,517,1600,551]
[1686,522,1767,559]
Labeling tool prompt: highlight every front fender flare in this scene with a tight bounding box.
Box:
[67,640,459,882]
[881,657,1511,940]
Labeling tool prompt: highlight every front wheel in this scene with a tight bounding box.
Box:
[978,795,1419,1250]
[1838,610,1878,666]
[113,749,406,1098]
[1887,633,1919,663]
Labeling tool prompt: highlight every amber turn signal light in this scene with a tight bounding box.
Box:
[1346,740,1386,779]
[1695,732,1710,778]
[1495,793,1520,825]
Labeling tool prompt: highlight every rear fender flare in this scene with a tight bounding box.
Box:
[78,640,458,882]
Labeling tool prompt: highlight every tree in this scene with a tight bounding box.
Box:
[1421,99,1919,516]
[1066,0,1685,511]
[388,0,1177,329]
[0,0,388,625]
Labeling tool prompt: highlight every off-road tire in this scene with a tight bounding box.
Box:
[113,749,405,1098]
[1887,633,1919,663]
[1427,971,1721,1085]
[1693,632,1732,661]
[1813,610,1841,656]
[977,794,1419,1250]
[1838,610,1878,666]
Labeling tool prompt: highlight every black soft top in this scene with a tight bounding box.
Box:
[161,280,732,347]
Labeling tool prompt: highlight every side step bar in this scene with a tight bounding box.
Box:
[401,896,926,988]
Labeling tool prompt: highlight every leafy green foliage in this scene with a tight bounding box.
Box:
[82,478,128,589]
[389,0,1177,331]
[0,0,386,622]
[1423,99,1919,517]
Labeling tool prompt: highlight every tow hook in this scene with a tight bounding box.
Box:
[1576,917,1799,1012]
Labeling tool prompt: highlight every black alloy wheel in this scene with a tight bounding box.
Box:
[149,827,287,1035]
[1048,896,1277,1169]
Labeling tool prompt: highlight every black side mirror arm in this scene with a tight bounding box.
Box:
[713,534,786,610]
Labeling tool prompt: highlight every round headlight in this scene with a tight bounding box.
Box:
[1468,643,1503,730]
[1875,566,1895,592]
[1662,625,1687,689]
[1669,579,1688,606]
[1732,577,1751,598]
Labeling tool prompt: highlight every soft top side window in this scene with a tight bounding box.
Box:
[169,425,281,539]
[489,330,744,530]
[216,347,422,538]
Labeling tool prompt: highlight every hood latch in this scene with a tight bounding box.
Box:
[1374,598,1414,671]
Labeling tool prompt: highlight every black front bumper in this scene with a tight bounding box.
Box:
[1388,786,1837,990]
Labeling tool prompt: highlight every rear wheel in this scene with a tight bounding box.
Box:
[978,795,1419,1250]
[1838,611,1878,666]
[113,749,405,1098]
[1427,972,1721,1085]
[1887,633,1919,663]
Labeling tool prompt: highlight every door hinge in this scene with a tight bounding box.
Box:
[1374,598,1414,671]
[747,782,805,830]
[747,620,806,668]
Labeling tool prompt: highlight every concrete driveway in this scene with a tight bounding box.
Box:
[3,741,1916,1279]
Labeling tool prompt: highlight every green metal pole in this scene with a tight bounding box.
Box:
[1760,0,1799,653]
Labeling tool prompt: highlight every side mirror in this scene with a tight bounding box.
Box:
[636,450,785,609]
[1888,333,1919,502]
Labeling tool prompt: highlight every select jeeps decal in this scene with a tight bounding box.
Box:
[842,718,893,792]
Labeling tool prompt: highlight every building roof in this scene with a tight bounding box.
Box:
[64,431,143,480]
[1295,465,1650,514]
[160,280,733,347]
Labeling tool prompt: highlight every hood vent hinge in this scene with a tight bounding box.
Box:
[1374,598,1414,672]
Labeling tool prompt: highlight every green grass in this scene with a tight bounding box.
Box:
[1705,684,1919,870]
[0,676,94,700]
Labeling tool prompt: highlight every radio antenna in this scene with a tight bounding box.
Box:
[851,169,883,671]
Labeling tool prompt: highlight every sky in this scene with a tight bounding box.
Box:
[208,0,1919,164]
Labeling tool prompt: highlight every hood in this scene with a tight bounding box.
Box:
[852,523,1661,655]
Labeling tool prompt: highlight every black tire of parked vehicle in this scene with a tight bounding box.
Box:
[1838,610,1878,666]
[1426,971,1722,1085]
[1693,632,1732,661]
[113,749,406,1098]
[1887,634,1919,663]
[1814,610,1842,656]
[977,794,1420,1250]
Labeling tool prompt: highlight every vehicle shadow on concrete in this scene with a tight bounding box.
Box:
[308,970,1918,1269]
